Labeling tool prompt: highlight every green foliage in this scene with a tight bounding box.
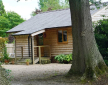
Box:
[0,29,9,37]
[5,69,11,77]
[40,0,65,12]
[41,59,51,64]
[0,16,10,29]
[94,19,108,60]
[0,62,2,65]
[64,54,72,62]
[0,0,5,16]
[39,0,48,9]
[3,47,10,61]
[31,0,69,16]
[0,16,10,37]
[0,37,7,58]
[25,59,31,62]
[55,54,65,63]
[104,60,108,66]
[55,54,72,63]
[0,11,25,37]
[3,11,25,29]
[0,38,10,62]
[5,69,13,81]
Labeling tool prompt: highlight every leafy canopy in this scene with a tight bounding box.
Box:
[3,11,25,29]
[0,0,25,37]
[31,0,69,16]
[0,0,5,16]
[0,11,25,37]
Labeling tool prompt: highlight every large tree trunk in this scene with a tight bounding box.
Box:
[68,0,108,79]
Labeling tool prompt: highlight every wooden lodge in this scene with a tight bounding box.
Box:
[14,27,73,64]
[7,4,108,64]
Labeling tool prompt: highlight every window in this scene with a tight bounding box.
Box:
[38,33,43,45]
[58,30,67,43]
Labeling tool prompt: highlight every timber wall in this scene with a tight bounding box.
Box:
[15,35,37,57]
[14,26,73,57]
[44,27,73,57]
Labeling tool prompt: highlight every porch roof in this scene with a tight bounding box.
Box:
[7,4,107,36]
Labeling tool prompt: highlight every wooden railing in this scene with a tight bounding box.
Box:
[6,45,50,64]
[6,46,23,63]
[33,45,51,64]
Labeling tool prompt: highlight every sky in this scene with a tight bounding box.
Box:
[2,0,108,20]
[2,0,39,20]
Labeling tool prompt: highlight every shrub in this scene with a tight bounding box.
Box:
[41,59,51,64]
[55,54,72,63]
[25,59,31,63]
[55,54,66,63]
[0,38,8,58]
[0,37,9,62]
[104,59,108,66]
[94,19,108,60]
[3,47,10,61]
[64,54,72,62]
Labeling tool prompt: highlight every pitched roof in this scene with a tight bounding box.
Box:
[7,4,107,35]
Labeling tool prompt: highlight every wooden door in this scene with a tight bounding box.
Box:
[37,33,44,57]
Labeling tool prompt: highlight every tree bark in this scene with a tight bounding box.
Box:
[68,0,108,79]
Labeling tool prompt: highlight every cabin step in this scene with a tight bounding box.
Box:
[17,58,31,64]
[34,58,39,64]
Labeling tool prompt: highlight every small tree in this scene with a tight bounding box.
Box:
[0,0,5,16]
[0,37,7,58]
[31,0,69,16]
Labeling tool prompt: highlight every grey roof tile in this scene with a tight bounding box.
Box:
[7,4,107,35]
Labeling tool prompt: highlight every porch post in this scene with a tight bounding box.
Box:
[21,47,23,58]
[39,46,41,64]
[32,36,35,65]
[28,35,31,57]
[14,37,17,64]
[49,46,51,59]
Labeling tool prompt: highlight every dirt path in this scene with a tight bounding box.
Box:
[2,64,75,85]
[2,64,108,85]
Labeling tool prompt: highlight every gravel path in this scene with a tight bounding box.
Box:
[2,64,73,85]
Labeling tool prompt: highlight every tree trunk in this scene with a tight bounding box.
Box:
[68,0,108,79]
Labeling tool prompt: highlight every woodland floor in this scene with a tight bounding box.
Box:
[2,64,108,85]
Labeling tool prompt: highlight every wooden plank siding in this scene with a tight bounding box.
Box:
[44,27,73,57]
[15,35,37,57]
[14,26,73,58]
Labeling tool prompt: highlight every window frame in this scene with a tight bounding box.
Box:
[57,29,68,43]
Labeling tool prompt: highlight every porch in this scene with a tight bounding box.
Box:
[14,45,51,64]
[13,30,51,64]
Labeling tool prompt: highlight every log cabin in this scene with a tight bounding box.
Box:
[7,4,108,64]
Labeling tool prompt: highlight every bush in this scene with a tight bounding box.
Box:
[94,19,108,60]
[55,54,65,63]
[104,59,108,66]
[0,37,8,58]
[3,47,10,61]
[55,54,72,63]
[0,37,9,62]
[64,54,72,62]
[41,59,51,64]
